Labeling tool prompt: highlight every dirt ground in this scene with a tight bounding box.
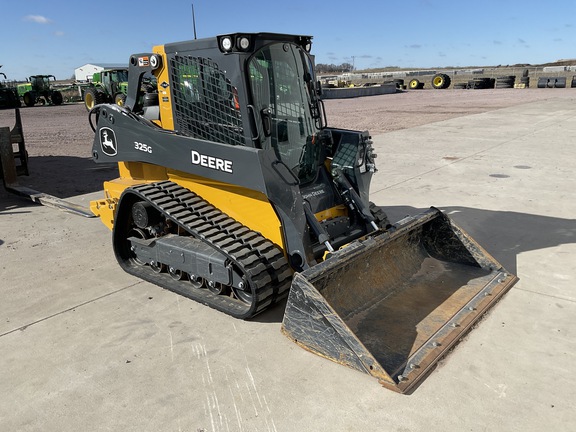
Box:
[1,88,574,199]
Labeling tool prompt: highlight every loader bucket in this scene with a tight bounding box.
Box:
[281,207,518,393]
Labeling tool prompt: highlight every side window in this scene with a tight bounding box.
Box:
[170,55,245,146]
[176,63,201,104]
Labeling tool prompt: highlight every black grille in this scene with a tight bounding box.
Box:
[170,55,245,146]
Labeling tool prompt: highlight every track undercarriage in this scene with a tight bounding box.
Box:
[114,181,292,318]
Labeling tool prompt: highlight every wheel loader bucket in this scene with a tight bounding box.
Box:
[281,207,518,393]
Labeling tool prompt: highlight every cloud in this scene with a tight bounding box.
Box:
[493,40,503,45]
[517,38,530,49]
[54,31,65,37]
[23,15,52,24]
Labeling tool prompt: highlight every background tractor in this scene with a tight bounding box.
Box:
[83,68,128,110]
[17,75,63,107]
[0,67,21,109]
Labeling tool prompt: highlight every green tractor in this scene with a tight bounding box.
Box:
[0,70,21,109]
[83,68,128,110]
[17,75,63,107]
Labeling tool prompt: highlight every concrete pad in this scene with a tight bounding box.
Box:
[1,97,575,431]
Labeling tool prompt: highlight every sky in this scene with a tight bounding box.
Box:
[1,0,574,81]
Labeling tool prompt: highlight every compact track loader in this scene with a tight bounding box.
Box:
[89,33,517,393]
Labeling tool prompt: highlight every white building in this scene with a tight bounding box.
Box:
[74,63,127,82]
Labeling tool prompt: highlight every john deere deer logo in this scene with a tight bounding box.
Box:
[99,127,117,156]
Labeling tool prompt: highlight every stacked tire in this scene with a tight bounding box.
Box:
[537,77,567,88]
[467,77,494,89]
[495,76,515,88]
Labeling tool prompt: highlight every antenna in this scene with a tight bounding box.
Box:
[192,3,197,39]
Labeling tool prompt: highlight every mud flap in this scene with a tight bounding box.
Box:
[281,207,518,393]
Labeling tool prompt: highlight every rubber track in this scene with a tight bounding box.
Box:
[127,180,293,318]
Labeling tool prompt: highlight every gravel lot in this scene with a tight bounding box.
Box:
[1,88,574,199]
[324,87,575,134]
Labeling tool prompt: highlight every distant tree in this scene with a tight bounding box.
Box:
[315,62,354,74]
[340,63,354,72]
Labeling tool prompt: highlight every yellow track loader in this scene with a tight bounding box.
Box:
[89,33,518,393]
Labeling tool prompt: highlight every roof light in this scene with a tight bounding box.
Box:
[237,36,251,51]
[220,36,233,52]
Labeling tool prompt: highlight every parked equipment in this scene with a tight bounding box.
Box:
[431,73,451,89]
[0,108,28,180]
[0,68,21,109]
[408,78,424,89]
[83,68,129,110]
[17,75,63,107]
[88,33,517,393]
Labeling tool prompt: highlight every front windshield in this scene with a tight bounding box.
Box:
[113,70,128,82]
[249,42,321,184]
[32,76,50,91]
